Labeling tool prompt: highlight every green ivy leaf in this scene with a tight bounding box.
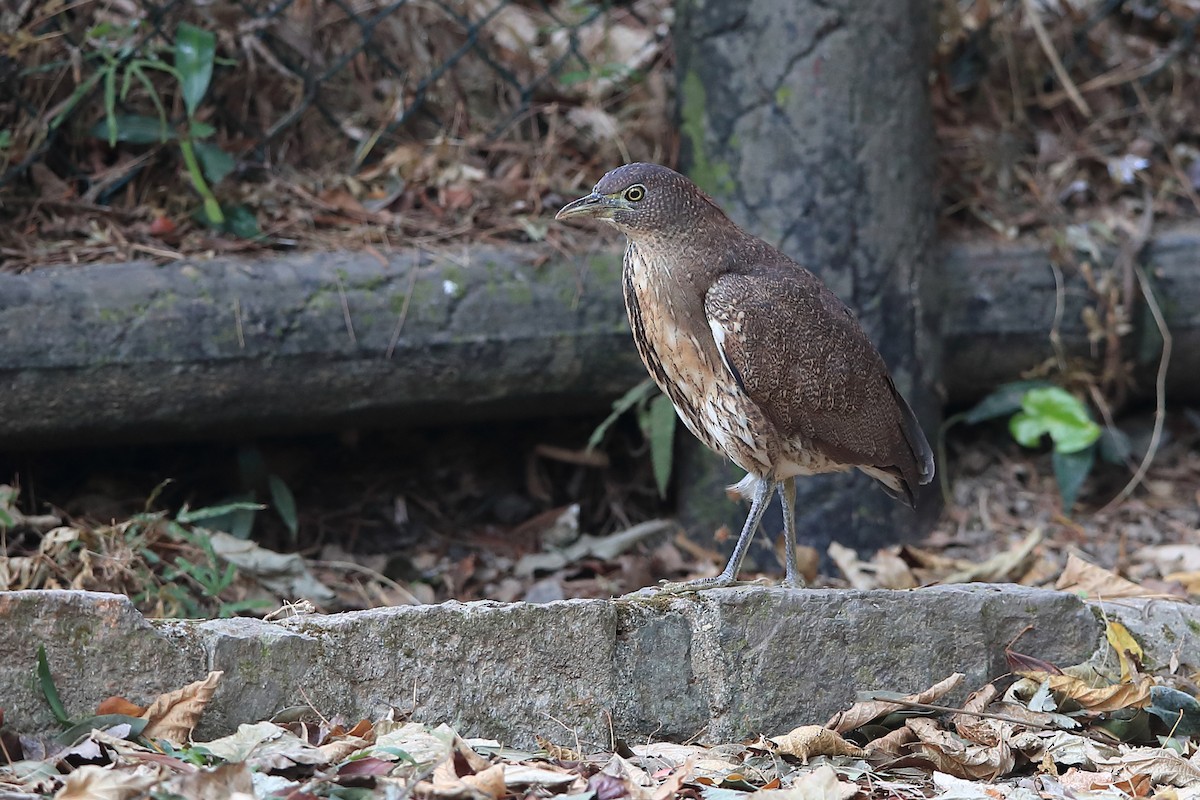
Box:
[192,140,235,184]
[174,23,216,118]
[642,393,676,499]
[1148,686,1200,737]
[268,474,299,542]
[176,501,265,524]
[89,114,176,144]
[963,380,1055,425]
[587,379,657,451]
[1008,387,1101,454]
[221,204,261,239]
[1052,445,1094,515]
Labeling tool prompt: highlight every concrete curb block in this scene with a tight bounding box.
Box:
[7,586,1191,746]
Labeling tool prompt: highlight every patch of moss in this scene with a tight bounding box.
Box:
[679,71,736,198]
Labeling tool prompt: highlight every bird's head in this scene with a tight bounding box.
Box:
[555,163,719,238]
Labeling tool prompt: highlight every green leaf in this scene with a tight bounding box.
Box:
[1148,686,1200,737]
[193,140,234,184]
[1052,445,1094,515]
[189,120,216,138]
[1096,709,1153,743]
[1008,387,1101,453]
[587,379,658,451]
[174,23,215,118]
[0,506,13,529]
[55,714,148,746]
[268,474,299,541]
[963,380,1055,425]
[103,66,118,145]
[176,501,265,524]
[1098,426,1132,466]
[89,114,176,144]
[144,478,174,512]
[221,205,261,239]
[642,393,677,499]
[36,645,72,727]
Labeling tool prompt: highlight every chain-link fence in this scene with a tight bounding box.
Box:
[0,0,673,266]
[2,0,1196,269]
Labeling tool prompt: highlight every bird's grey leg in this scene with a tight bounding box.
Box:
[659,476,775,593]
[778,477,805,589]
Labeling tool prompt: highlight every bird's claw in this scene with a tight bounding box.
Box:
[655,575,770,594]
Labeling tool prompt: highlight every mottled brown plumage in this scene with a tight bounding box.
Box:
[556,163,934,589]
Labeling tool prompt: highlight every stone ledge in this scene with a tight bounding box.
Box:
[4,585,1184,746]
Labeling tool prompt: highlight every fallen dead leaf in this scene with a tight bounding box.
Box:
[141,671,223,744]
[906,717,1017,781]
[1056,554,1159,599]
[757,764,858,800]
[1104,749,1200,788]
[953,685,1001,745]
[1016,671,1153,713]
[56,763,160,799]
[827,673,965,733]
[770,726,865,763]
[863,724,917,758]
[1105,620,1145,683]
[161,761,256,800]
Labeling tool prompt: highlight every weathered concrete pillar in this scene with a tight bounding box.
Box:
[673,0,942,560]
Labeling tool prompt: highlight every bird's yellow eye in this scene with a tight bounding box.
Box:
[624,184,646,202]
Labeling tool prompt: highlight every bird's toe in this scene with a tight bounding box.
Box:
[656,575,767,594]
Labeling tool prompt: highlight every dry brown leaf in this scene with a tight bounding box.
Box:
[757,764,858,800]
[141,671,223,744]
[423,759,505,800]
[318,734,371,763]
[461,763,506,800]
[828,542,916,589]
[863,724,917,758]
[939,528,1042,584]
[905,717,1016,781]
[452,734,491,774]
[502,764,580,790]
[1055,553,1157,599]
[536,735,582,761]
[1106,748,1200,788]
[953,684,1000,745]
[826,673,965,733]
[770,726,865,763]
[1058,766,1121,792]
[598,753,655,800]
[56,764,160,800]
[650,759,693,800]
[1106,620,1145,683]
[96,697,146,717]
[1017,670,1153,712]
[1164,572,1200,595]
[161,762,256,800]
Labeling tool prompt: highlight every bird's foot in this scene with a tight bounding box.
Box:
[780,577,807,590]
[655,575,769,594]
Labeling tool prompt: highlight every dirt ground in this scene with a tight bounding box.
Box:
[2,403,1197,610]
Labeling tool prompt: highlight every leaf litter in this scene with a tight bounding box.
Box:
[5,607,1200,799]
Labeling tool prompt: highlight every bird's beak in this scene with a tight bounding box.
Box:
[555,192,620,221]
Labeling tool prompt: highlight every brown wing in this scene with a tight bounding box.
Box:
[704,263,934,503]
